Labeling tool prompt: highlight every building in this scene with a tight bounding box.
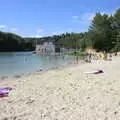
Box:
[35,40,72,55]
[36,41,56,55]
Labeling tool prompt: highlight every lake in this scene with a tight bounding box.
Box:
[0,52,75,77]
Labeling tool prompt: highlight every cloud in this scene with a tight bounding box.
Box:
[101,7,120,16]
[53,31,64,35]
[35,28,44,38]
[67,28,73,32]
[37,29,44,34]
[0,25,19,34]
[10,28,19,32]
[80,13,95,21]
[35,35,42,38]
[0,25,7,29]
[72,16,79,20]
[100,10,115,17]
[72,9,118,24]
[72,13,95,23]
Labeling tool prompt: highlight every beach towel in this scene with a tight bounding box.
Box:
[84,70,104,74]
[0,87,12,98]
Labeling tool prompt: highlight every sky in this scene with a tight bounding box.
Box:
[0,0,119,37]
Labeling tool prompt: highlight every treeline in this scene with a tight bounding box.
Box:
[24,33,87,49]
[25,8,120,52]
[0,8,120,52]
[0,31,35,51]
[87,8,120,52]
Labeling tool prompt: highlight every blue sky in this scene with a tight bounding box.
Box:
[0,0,119,37]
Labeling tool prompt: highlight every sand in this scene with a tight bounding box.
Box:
[0,56,120,120]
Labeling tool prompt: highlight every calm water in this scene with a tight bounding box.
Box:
[0,52,75,77]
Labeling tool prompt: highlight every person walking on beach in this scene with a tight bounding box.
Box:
[88,53,92,63]
[103,51,107,60]
[76,55,79,64]
[115,52,117,56]
[109,54,112,61]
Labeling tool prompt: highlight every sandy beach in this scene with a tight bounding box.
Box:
[0,56,120,120]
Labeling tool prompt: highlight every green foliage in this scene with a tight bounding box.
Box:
[88,13,114,51]
[112,30,120,51]
[0,31,34,51]
[67,51,87,56]
[114,8,120,27]
[24,32,87,50]
[85,8,120,52]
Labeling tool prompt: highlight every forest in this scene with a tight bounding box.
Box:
[0,8,120,52]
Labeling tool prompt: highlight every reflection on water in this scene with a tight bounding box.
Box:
[0,52,75,76]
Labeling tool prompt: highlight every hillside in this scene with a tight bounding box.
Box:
[0,31,34,51]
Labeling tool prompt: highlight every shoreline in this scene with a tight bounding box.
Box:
[0,57,107,81]
[0,56,120,119]
[0,54,116,82]
[1,52,119,80]
[0,57,87,80]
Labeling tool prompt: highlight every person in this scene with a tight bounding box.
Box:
[88,53,92,63]
[115,52,117,56]
[76,55,78,64]
[109,54,112,61]
[103,52,107,60]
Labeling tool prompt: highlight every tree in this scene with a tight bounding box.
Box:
[88,13,114,51]
[114,8,120,27]
[112,8,120,51]
[0,31,34,51]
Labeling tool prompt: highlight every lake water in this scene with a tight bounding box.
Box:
[0,52,75,77]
